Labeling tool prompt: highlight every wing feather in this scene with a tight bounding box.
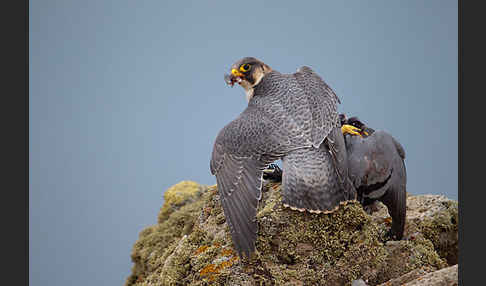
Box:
[294,66,341,148]
[211,143,270,257]
[345,131,405,200]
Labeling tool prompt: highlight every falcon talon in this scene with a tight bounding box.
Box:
[342,115,376,138]
[341,124,362,137]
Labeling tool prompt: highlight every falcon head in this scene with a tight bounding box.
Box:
[346,116,366,130]
[339,113,348,126]
[224,57,272,99]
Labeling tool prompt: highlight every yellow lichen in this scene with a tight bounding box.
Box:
[220,248,234,257]
[199,255,238,282]
[194,245,210,255]
[199,263,218,276]
[158,181,204,223]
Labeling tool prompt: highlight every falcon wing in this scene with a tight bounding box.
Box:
[294,66,341,148]
[210,108,282,258]
[324,126,357,200]
[345,131,407,239]
[345,131,397,199]
[210,146,268,257]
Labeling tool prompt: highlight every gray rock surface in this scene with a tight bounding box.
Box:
[403,264,458,286]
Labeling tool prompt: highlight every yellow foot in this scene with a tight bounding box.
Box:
[341,124,362,136]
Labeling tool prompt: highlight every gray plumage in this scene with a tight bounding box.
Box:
[281,126,355,212]
[211,58,356,257]
[345,129,407,239]
[264,115,408,240]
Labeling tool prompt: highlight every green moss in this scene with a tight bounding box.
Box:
[125,183,215,286]
[158,181,206,223]
[159,236,194,285]
[253,187,394,285]
[419,200,458,265]
[373,238,447,285]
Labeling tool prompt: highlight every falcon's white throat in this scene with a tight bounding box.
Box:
[240,67,266,102]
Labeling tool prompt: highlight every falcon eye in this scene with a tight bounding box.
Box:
[240,64,251,72]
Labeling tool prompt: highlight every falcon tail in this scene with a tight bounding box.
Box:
[281,136,356,213]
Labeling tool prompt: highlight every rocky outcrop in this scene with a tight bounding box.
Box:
[125,180,458,286]
[377,264,458,286]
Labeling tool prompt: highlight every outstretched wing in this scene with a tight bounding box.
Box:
[211,145,268,257]
[293,66,341,148]
[210,107,282,257]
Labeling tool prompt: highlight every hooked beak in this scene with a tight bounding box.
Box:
[224,69,245,87]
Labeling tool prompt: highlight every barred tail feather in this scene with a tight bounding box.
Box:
[281,144,353,213]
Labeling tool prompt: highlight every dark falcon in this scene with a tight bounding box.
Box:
[211,57,356,258]
[341,115,407,240]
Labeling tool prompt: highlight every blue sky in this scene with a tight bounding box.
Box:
[30,1,457,285]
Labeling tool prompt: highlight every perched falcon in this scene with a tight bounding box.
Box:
[211,57,356,258]
[341,115,407,240]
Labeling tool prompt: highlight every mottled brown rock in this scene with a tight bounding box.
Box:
[403,264,458,286]
[377,267,433,286]
[370,194,458,265]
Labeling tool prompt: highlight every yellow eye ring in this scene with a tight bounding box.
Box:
[240,63,251,72]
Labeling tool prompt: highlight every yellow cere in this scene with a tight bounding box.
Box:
[231,69,243,77]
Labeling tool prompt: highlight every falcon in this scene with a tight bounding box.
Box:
[210,57,356,258]
[340,115,407,240]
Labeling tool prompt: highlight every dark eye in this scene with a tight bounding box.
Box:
[240,64,251,72]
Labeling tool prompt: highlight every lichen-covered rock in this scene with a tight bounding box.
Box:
[376,266,434,286]
[125,181,458,286]
[402,264,458,286]
[157,181,207,223]
[370,194,458,265]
